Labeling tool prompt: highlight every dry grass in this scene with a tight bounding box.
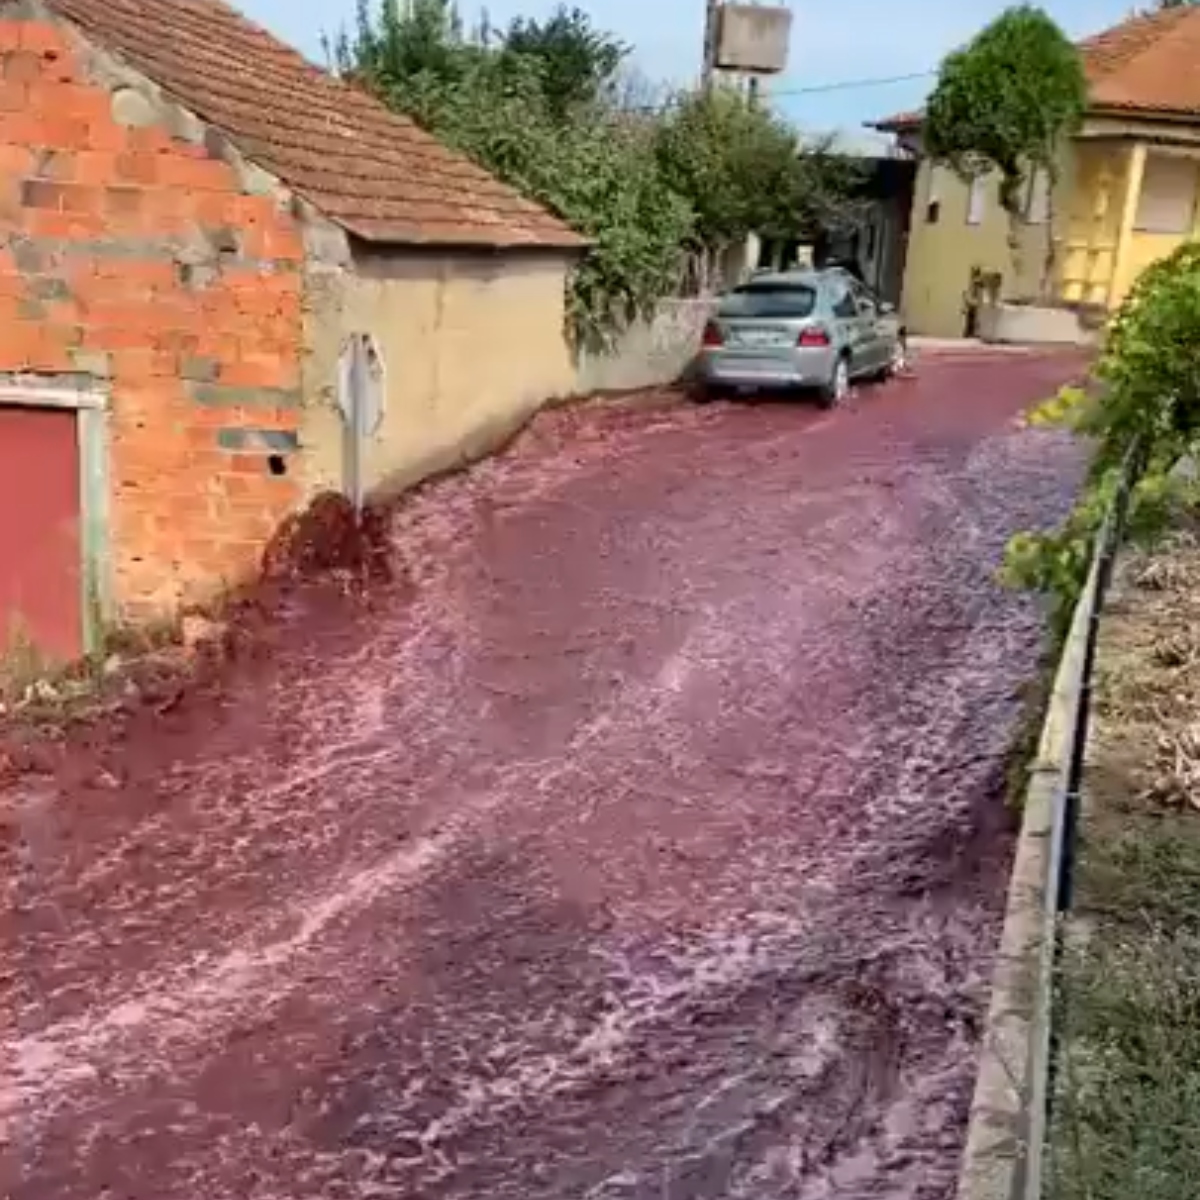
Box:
[0,613,186,724]
[1050,519,1200,1200]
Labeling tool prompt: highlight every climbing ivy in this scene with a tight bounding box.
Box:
[1003,243,1200,628]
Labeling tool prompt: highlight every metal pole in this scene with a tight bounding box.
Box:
[1020,435,1144,1200]
[702,0,719,91]
[347,336,365,516]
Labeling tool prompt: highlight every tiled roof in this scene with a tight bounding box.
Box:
[1081,5,1200,115]
[870,6,1200,131]
[45,0,586,249]
[869,109,922,133]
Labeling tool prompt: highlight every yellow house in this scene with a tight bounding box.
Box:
[873,6,1200,339]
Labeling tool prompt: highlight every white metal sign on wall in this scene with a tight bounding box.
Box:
[336,332,386,513]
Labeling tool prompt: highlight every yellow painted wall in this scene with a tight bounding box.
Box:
[901,133,1200,332]
[1065,141,1200,309]
[1119,231,1187,304]
[1115,150,1200,305]
[302,251,577,499]
[1061,141,1126,307]
[900,158,1045,337]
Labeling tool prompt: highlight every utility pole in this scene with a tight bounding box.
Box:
[701,0,720,91]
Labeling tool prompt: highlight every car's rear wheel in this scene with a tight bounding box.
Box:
[818,355,850,408]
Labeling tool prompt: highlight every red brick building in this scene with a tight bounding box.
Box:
[0,0,583,664]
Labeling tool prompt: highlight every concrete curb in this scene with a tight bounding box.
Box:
[907,337,1045,357]
[955,580,1097,1200]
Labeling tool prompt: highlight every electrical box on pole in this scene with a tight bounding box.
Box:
[702,0,720,90]
[714,5,792,75]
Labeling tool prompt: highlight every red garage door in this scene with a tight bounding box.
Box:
[0,406,82,664]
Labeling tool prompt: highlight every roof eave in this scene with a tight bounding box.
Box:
[40,0,590,254]
[866,99,1200,138]
[344,220,592,254]
[1087,101,1200,124]
[864,115,923,134]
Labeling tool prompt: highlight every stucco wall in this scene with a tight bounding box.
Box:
[1117,150,1200,306]
[907,136,1200,330]
[574,299,714,394]
[302,247,577,498]
[900,158,1047,338]
[1062,141,1126,307]
[1062,141,1200,310]
[1121,230,1186,302]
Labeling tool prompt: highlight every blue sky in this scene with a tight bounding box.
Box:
[244,0,1138,147]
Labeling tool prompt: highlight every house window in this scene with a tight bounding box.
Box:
[1025,168,1050,224]
[966,174,987,225]
[830,281,858,318]
[1134,153,1199,235]
[925,164,942,224]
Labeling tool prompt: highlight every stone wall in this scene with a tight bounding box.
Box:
[574,298,714,394]
[0,9,304,619]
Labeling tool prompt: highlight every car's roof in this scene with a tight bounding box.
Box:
[739,268,848,289]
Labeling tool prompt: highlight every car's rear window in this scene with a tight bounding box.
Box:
[718,284,816,319]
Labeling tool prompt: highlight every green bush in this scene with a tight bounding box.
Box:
[1003,243,1200,625]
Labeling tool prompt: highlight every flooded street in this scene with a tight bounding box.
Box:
[4,352,1085,1199]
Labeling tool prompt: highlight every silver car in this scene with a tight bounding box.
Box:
[692,268,906,406]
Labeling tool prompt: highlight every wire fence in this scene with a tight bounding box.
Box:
[1019,438,1147,1200]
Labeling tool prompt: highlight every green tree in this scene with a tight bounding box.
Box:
[327,0,479,127]
[775,140,868,247]
[654,87,862,280]
[331,0,692,350]
[923,4,1087,296]
[502,5,629,116]
[332,0,468,88]
[655,88,788,251]
[331,2,859,347]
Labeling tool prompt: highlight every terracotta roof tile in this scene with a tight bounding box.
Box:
[868,109,922,133]
[45,0,586,249]
[1081,5,1200,116]
[871,6,1200,130]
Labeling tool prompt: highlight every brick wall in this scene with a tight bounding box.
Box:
[0,15,305,619]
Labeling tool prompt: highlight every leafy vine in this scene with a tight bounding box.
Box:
[1003,243,1200,628]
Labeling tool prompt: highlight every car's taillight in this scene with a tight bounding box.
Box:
[701,321,723,348]
[797,327,831,347]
